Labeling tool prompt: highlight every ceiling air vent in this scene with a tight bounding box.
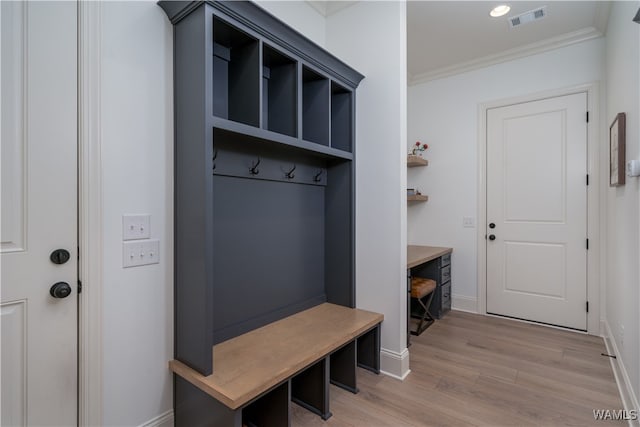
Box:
[509,6,547,28]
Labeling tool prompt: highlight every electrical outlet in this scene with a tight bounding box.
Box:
[123,239,160,268]
[123,214,151,240]
[462,216,475,228]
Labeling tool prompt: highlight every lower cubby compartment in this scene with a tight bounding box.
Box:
[357,326,381,374]
[291,357,331,420]
[243,382,291,427]
[330,340,358,393]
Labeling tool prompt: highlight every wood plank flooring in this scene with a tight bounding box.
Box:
[292,311,624,426]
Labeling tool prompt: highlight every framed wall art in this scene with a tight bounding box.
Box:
[610,112,626,187]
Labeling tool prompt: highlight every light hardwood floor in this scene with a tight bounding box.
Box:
[292,310,624,426]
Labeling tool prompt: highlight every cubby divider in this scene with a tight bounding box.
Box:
[213,16,260,127]
[262,44,297,137]
[302,66,330,146]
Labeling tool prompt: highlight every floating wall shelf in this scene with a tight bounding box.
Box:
[408,195,429,202]
[407,155,428,167]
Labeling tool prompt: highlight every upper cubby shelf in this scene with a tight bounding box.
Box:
[331,82,353,153]
[262,45,297,137]
[212,16,260,127]
[302,66,330,146]
[204,4,360,157]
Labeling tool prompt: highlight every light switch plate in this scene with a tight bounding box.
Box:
[123,239,160,268]
[627,159,640,177]
[123,214,151,240]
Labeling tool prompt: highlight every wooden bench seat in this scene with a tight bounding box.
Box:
[170,303,383,425]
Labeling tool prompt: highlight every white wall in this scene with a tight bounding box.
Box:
[408,38,605,307]
[326,1,409,378]
[254,0,326,47]
[604,0,640,409]
[101,2,174,425]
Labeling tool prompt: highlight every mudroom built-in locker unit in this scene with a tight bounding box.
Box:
[160,1,382,425]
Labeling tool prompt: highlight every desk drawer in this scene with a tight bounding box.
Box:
[440,253,451,267]
[441,282,451,311]
[440,264,451,283]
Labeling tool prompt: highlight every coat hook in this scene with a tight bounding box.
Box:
[313,169,323,182]
[285,164,296,179]
[250,158,261,175]
[212,150,218,171]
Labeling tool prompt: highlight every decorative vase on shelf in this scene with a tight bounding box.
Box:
[411,141,429,157]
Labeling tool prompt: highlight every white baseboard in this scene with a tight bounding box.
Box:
[452,294,477,313]
[601,320,640,426]
[138,410,174,427]
[379,347,411,380]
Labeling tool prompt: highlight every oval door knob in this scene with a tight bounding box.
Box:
[50,282,72,298]
[489,223,496,229]
[50,249,70,265]
[488,234,496,241]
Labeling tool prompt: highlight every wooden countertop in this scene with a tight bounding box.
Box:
[169,303,383,410]
[407,245,453,269]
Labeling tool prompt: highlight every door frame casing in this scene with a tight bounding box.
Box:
[476,83,601,335]
[78,2,103,425]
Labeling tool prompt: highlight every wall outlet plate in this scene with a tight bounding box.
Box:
[626,159,640,177]
[123,214,151,240]
[123,239,160,268]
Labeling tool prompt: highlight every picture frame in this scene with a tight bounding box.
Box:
[609,112,626,187]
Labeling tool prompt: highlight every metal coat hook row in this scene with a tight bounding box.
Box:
[250,158,261,175]
[212,150,218,171]
[313,169,323,182]
[285,164,296,180]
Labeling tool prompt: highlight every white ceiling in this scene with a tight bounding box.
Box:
[305,1,610,84]
[407,1,610,84]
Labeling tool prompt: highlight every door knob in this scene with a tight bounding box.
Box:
[489,223,496,229]
[488,234,496,241]
[50,282,72,298]
[50,249,70,265]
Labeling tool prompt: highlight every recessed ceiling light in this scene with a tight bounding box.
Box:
[490,5,511,17]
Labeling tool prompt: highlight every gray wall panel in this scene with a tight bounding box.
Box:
[212,176,326,343]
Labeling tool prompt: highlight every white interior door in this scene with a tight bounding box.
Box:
[486,92,587,331]
[1,2,78,425]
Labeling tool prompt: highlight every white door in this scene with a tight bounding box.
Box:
[1,2,78,425]
[486,92,587,331]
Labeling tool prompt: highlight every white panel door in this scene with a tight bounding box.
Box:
[486,92,587,330]
[1,2,77,425]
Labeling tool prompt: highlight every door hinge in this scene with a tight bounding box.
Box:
[586,301,589,312]
[586,174,589,186]
[586,238,589,250]
[78,280,82,294]
[586,111,589,122]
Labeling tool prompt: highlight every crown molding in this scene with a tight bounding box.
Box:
[305,0,358,17]
[409,26,604,86]
[593,1,611,34]
[306,1,327,16]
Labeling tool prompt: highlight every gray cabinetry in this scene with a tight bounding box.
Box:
[159,0,363,384]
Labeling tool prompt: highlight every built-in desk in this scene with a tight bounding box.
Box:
[407,245,453,345]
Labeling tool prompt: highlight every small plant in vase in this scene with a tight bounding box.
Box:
[411,141,429,157]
